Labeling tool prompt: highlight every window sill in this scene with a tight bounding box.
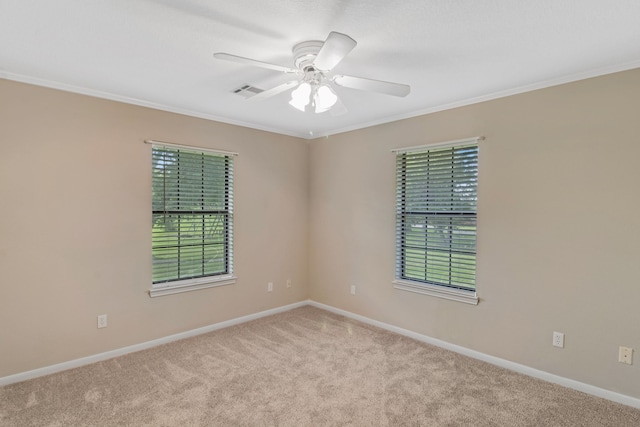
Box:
[149,274,237,298]
[393,279,478,305]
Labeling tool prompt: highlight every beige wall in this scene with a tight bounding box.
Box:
[309,68,640,398]
[0,80,309,377]
[2,68,640,399]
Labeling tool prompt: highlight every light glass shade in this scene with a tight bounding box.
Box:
[314,85,338,113]
[289,82,338,113]
[289,82,311,111]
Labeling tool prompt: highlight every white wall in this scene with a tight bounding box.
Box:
[308,69,640,398]
[2,68,639,400]
[0,79,309,377]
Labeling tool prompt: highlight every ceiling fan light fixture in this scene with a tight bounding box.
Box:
[215,31,410,117]
[289,82,312,111]
[313,84,337,113]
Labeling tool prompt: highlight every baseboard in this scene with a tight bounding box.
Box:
[308,300,640,409]
[4,299,639,410]
[0,300,307,387]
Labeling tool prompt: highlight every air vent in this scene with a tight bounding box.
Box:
[232,84,264,99]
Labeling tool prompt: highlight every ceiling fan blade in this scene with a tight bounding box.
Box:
[249,80,299,101]
[333,75,411,97]
[214,53,298,73]
[313,31,357,71]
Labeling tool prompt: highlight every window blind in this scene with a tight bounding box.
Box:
[396,143,478,291]
[152,145,233,284]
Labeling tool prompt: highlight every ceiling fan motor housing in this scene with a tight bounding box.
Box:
[292,40,324,70]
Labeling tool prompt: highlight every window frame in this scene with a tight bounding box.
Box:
[392,137,481,305]
[147,140,237,297]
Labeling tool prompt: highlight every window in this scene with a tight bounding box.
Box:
[150,141,236,297]
[394,138,479,304]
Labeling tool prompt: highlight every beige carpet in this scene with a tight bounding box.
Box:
[1,306,639,426]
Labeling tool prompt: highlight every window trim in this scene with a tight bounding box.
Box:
[146,140,237,297]
[149,274,236,298]
[392,136,482,305]
[391,136,483,154]
[393,279,478,305]
[145,139,238,157]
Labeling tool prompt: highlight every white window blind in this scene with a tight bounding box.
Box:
[395,141,478,298]
[151,144,234,295]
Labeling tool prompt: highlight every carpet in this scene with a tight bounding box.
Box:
[1,306,639,426]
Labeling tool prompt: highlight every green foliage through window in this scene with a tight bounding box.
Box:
[152,146,233,284]
[396,144,478,290]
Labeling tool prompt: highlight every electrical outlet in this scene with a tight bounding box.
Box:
[350,285,356,295]
[267,282,273,292]
[619,346,633,365]
[286,279,292,288]
[552,331,564,348]
[97,314,107,329]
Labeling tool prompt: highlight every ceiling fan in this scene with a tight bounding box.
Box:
[214,31,410,114]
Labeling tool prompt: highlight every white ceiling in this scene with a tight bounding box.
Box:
[1,0,639,139]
